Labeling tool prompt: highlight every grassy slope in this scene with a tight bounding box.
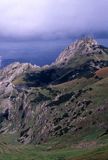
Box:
[1,76,108,159]
[68,145,108,160]
[51,74,108,146]
[0,134,108,160]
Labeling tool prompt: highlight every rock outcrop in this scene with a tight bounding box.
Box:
[55,37,105,65]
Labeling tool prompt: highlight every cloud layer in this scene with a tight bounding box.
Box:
[0,0,108,40]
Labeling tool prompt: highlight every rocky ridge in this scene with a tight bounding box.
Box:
[55,37,106,65]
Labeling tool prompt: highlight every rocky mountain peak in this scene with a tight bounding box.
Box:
[55,37,100,65]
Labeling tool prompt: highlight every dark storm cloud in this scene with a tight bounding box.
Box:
[0,0,108,40]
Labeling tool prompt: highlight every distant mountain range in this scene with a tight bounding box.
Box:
[0,58,35,68]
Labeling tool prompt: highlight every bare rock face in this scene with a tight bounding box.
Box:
[55,37,102,65]
[0,62,40,97]
[0,62,40,83]
[0,62,40,142]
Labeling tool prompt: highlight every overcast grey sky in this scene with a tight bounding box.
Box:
[0,0,108,40]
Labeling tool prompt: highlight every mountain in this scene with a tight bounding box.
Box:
[55,37,98,64]
[0,37,108,159]
[0,57,45,68]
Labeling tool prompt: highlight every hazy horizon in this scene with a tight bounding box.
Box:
[0,38,108,66]
[0,0,108,66]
